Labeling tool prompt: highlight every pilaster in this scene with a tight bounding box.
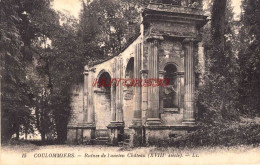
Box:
[83,66,89,124]
[108,58,124,146]
[183,39,196,124]
[159,70,166,116]
[111,82,116,122]
[87,68,95,124]
[140,69,148,125]
[82,67,96,144]
[132,43,142,125]
[129,43,143,147]
[146,37,162,126]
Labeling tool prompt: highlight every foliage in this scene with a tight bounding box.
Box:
[0,0,77,142]
[0,0,38,141]
[197,0,240,124]
[78,0,146,64]
[170,121,260,147]
[1,0,146,143]
[237,0,260,116]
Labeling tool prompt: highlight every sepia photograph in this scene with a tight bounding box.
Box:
[1,0,259,164]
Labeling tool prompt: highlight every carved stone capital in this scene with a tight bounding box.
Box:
[89,68,96,73]
[83,65,89,75]
[158,70,166,75]
[83,71,89,75]
[177,72,184,76]
[182,38,196,44]
[183,37,202,46]
[140,69,148,75]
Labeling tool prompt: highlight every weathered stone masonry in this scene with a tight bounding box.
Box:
[67,0,207,146]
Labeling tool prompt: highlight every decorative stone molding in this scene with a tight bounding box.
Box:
[145,35,164,42]
[146,118,161,126]
[159,57,184,72]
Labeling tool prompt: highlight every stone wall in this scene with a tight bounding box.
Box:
[123,87,134,128]
[68,84,84,127]
[94,92,111,129]
[67,1,207,145]
[67,84,84,143]
[88,35,142,129]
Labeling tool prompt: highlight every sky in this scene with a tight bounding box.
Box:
[52,0,82,18]
[52,0,242,19]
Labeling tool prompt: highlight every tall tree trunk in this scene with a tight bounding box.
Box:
[211,0,227,45]
[211,0,228,120]
[211,0,227,75]
[41,131,46,142]
[15,124,19,140]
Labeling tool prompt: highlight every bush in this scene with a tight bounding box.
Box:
[169,122,260,148]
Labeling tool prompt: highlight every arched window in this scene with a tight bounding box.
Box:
[97,72,111,96]
[125,58,134,79]
[125,57,134,88]
[95,71,112,129]
[163,64,178,108]
[124,58,134,101]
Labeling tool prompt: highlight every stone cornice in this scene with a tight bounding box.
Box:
[144,2,204,16]
[145,125,198,130]
[107,122,125,128]
[145,35,164,42]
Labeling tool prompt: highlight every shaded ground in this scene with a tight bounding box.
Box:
[1,118,259,165]
[1,143,260,165]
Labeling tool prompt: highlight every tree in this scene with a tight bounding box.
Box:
[197,0,239,123]
[78,0,146,64]
[237,0,260,116]
[49,13,86,143]
[0,0,39,141]
[1,0,61,142]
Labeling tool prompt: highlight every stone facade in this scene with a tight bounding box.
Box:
[67,0,207,146]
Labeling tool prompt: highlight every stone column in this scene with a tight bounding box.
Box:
[76,67,90,144]
[108,58,124,145]
[133,43,142,125]
[129,43,142,147]
[82,67,96,144]
[140,69,148,124]
[111,82,116,122]
[183,39,195,124]
[83,66,89,124]
[87,69,95,125]
[111,60,117,122]
[117,58,124,122]
[115,58,124,122]
[146,38,161,125]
